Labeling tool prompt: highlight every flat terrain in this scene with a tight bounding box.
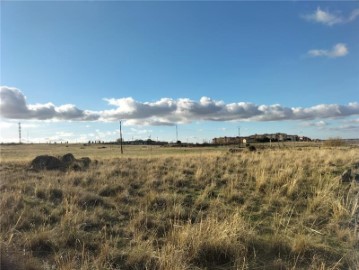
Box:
[1,144,358,269]
[0,144,224,162]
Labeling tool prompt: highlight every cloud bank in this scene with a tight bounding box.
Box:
[0,86,99,121]
[303,7,359,26]
[308,43,348,58]
[1,86,359,125]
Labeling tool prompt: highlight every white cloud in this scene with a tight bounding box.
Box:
[303,7,342,26]
[124,119,176,126]
[128,127,153,135]
[303,120,328,128]
[349,118,359,123]
[36,132,76,143]
[329,124,359,132]
[303,7,359,26]
[102,97,177,121]
[302,118,359,133]
[1,86,359,126]
[22,123,40,128]
[348,9,359,22]
[0,86,100,121]
[308,43,348,58]
[55,131,74,137]
[0,121,15,129]
[0,120,40,130]
[314,120,328,127]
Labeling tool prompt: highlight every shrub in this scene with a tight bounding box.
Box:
[29,232,58,258]
[49,188,63,204]
[35,189,47,200]
[248,145,256,152]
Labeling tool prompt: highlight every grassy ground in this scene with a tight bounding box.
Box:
[0,144,224,162]
[0,144,358,269]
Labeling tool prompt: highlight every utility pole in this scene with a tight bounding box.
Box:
[237,126,241,146]
[119,121,123,154]
[18,122,21,144]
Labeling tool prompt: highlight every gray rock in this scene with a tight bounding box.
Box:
[30,155,64,171]
[30,153,91,171]
[61,153,76,165]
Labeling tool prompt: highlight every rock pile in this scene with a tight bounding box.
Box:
[30,153,91,171]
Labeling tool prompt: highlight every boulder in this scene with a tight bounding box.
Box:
[30,153,91,171]
[30,155,64,171]
[61,153,76,165]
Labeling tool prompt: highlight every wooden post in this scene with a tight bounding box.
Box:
[120,121,123,154]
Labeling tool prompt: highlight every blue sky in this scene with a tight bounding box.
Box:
[1,1,358,143]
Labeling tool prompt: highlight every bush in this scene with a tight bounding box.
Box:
[49,188,63,204]
[247,145,256,152]
[29,232,58,258]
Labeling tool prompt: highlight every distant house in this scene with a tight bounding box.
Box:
[212,136,242,145]
[287,135,299,141]
[212,133,310,145]
[299,136,311,141]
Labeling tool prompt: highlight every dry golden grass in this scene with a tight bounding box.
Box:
[0,144,358,269]
[0,144,224,162]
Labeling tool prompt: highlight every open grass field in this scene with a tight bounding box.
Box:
[1,143,359,269]
[0,144,224,162]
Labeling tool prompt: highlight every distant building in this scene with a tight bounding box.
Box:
[212,133,310,145]
[299,136,311,141]
[212,136,242,145]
